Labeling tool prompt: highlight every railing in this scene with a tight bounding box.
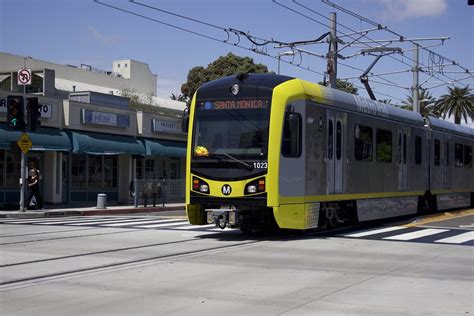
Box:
[133,179,185,207]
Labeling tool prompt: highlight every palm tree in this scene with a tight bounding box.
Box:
[401,89,439,117]
[435,86,473,125]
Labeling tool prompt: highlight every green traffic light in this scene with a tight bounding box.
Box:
[11,118,17,126]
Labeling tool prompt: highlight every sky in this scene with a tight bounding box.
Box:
[1,0,473,125]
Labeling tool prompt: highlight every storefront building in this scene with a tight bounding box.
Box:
[0,53,186,206]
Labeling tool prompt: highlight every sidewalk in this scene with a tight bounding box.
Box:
[0,203,186,219]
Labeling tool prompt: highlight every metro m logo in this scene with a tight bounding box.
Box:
[221,184,232,196]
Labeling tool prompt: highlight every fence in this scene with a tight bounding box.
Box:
[133,179,185,207]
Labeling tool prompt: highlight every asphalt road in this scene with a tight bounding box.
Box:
[0,210,472,315]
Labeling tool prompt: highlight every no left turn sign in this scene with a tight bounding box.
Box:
[17,68,32,85]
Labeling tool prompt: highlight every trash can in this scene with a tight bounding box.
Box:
[97,193,107,209]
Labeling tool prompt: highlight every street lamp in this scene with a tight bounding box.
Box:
[277,51,295,75]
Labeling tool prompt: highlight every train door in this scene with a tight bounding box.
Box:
[327,111,344,194]
[398,127,409,191]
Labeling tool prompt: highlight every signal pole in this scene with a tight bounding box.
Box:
[20,57,27,212]
[328,12,338,88]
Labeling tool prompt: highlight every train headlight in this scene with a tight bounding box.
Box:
[192,177,210,194]
[199,184,209,193]
[247,185,257,194]
[245,177,265,195]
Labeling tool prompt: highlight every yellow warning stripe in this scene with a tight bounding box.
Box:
[404,208,474,228]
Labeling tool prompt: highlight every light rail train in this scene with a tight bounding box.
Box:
[184,74,473,231]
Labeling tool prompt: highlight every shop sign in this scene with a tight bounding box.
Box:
[152,118,182,134]
[39,103,52,118]
[81,109,130,128]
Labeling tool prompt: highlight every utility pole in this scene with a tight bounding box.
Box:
[412,43,420,113]
[328,12,338,88]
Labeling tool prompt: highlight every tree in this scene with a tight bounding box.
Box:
[435,86,473,124]
[181,53,270,101]
[401,89,439,117]
[318,79,358,95]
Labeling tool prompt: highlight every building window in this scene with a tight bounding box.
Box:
[71,155,87,188]
[464,145,472,168]
[434,139,441,166]
[415,136,422,165]
[376,129,392,163]
[145,159,156,179]
[6,152,21,187]
[0,150,4,187]
[354,124,373,161]
[71,155,118,189]
[117,63,120,68]
[125,63,128,68]
[455,143,463,167]
[104,157,118,187]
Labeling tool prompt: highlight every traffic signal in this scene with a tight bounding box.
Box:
[27,97,41,131]
[7,96,25,130]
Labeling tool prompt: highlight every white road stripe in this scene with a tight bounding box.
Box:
[383,228,448,241]
[344,226,406,238]
[435,231,474,244]
[174,224,216,230]
[0,216,112,224]
[99,219,183,227]
[135,221,189,228]
[0,216,85,223]
[35,217,130,225]
[67,218,174,226]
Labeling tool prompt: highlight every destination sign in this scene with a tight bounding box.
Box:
[200,99,269,111]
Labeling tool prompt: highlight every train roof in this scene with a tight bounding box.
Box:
[426,116,474,138]
[293,77,426,127]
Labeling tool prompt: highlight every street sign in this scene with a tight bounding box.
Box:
[17,68,32,85]
[17,133,33,154]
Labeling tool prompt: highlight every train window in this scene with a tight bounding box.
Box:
[282,112,302,158]
[354,124,373,161]
[328,120,333,159]
[336,121,342,160]
[455,143,463,167]
[445,141,450,166]
[434,139,441,166]
[415,136,422,165]
[398,134,401,164]
[464,145,472,168]
[376,129,392,163]
[403,133,407,164]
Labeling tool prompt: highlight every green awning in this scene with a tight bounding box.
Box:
[142,138,186,158]
[0,125,72,152]
[70,131,146,156]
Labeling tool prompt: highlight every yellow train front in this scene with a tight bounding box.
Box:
[185,73,474,232]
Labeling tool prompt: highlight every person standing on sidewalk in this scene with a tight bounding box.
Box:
[26,166,43,210]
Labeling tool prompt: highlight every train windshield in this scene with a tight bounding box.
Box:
[193,99,270,160]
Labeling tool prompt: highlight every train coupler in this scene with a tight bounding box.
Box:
[206,207,239,229]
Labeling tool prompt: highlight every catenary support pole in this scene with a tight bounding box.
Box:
[413,43,420,113]
[329,12,338,88]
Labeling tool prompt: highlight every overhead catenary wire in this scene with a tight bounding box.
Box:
[94,0,327,77]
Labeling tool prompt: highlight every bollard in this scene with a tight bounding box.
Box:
[97,193,107,209]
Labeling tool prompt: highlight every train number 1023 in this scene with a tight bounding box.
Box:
[253,162,268,169]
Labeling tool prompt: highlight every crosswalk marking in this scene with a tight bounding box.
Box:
[98,219,184,227]
[174,224,216,230]
[35,217,130,225]
[344,226,406,238]
[435,231,474,244]
[135,221,190,228]
[0,216,111,224]
[383,228,449,241]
